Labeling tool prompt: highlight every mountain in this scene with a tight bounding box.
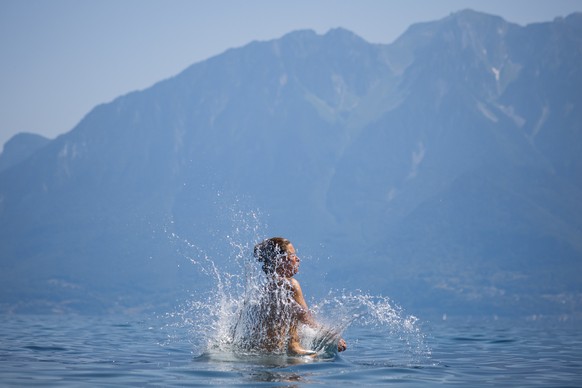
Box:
[1,10,581,317]
[327,11,582,315]
[0,133,50,173]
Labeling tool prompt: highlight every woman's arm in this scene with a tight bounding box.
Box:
[289,278,347,352]
[288,278,317,326]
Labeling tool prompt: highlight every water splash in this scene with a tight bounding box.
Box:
[310,291,431,364]
[161,207,431,364]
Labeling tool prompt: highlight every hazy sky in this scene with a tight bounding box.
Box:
[1,0,581,149]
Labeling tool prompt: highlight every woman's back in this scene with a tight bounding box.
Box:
[231,279,298,353]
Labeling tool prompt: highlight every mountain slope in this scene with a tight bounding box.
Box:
[326,10,582,315]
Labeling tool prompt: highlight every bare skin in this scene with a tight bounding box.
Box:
[273,243,347,355]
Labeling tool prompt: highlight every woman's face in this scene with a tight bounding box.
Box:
[277,243,300,277]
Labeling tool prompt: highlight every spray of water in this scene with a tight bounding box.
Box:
[161,206,431,364]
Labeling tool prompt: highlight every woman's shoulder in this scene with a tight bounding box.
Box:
[273,277,301,292]
[287,277,302,291]
[268,277,298,291]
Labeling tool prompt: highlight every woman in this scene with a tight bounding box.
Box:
[251,237,347,356]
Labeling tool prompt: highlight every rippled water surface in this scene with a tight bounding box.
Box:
[1,314,581,386]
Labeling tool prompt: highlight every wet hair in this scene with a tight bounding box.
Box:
[254,237,291,274]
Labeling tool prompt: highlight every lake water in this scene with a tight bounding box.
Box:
[1,313,581,386]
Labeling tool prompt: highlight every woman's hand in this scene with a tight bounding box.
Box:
[338,338,347,352]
